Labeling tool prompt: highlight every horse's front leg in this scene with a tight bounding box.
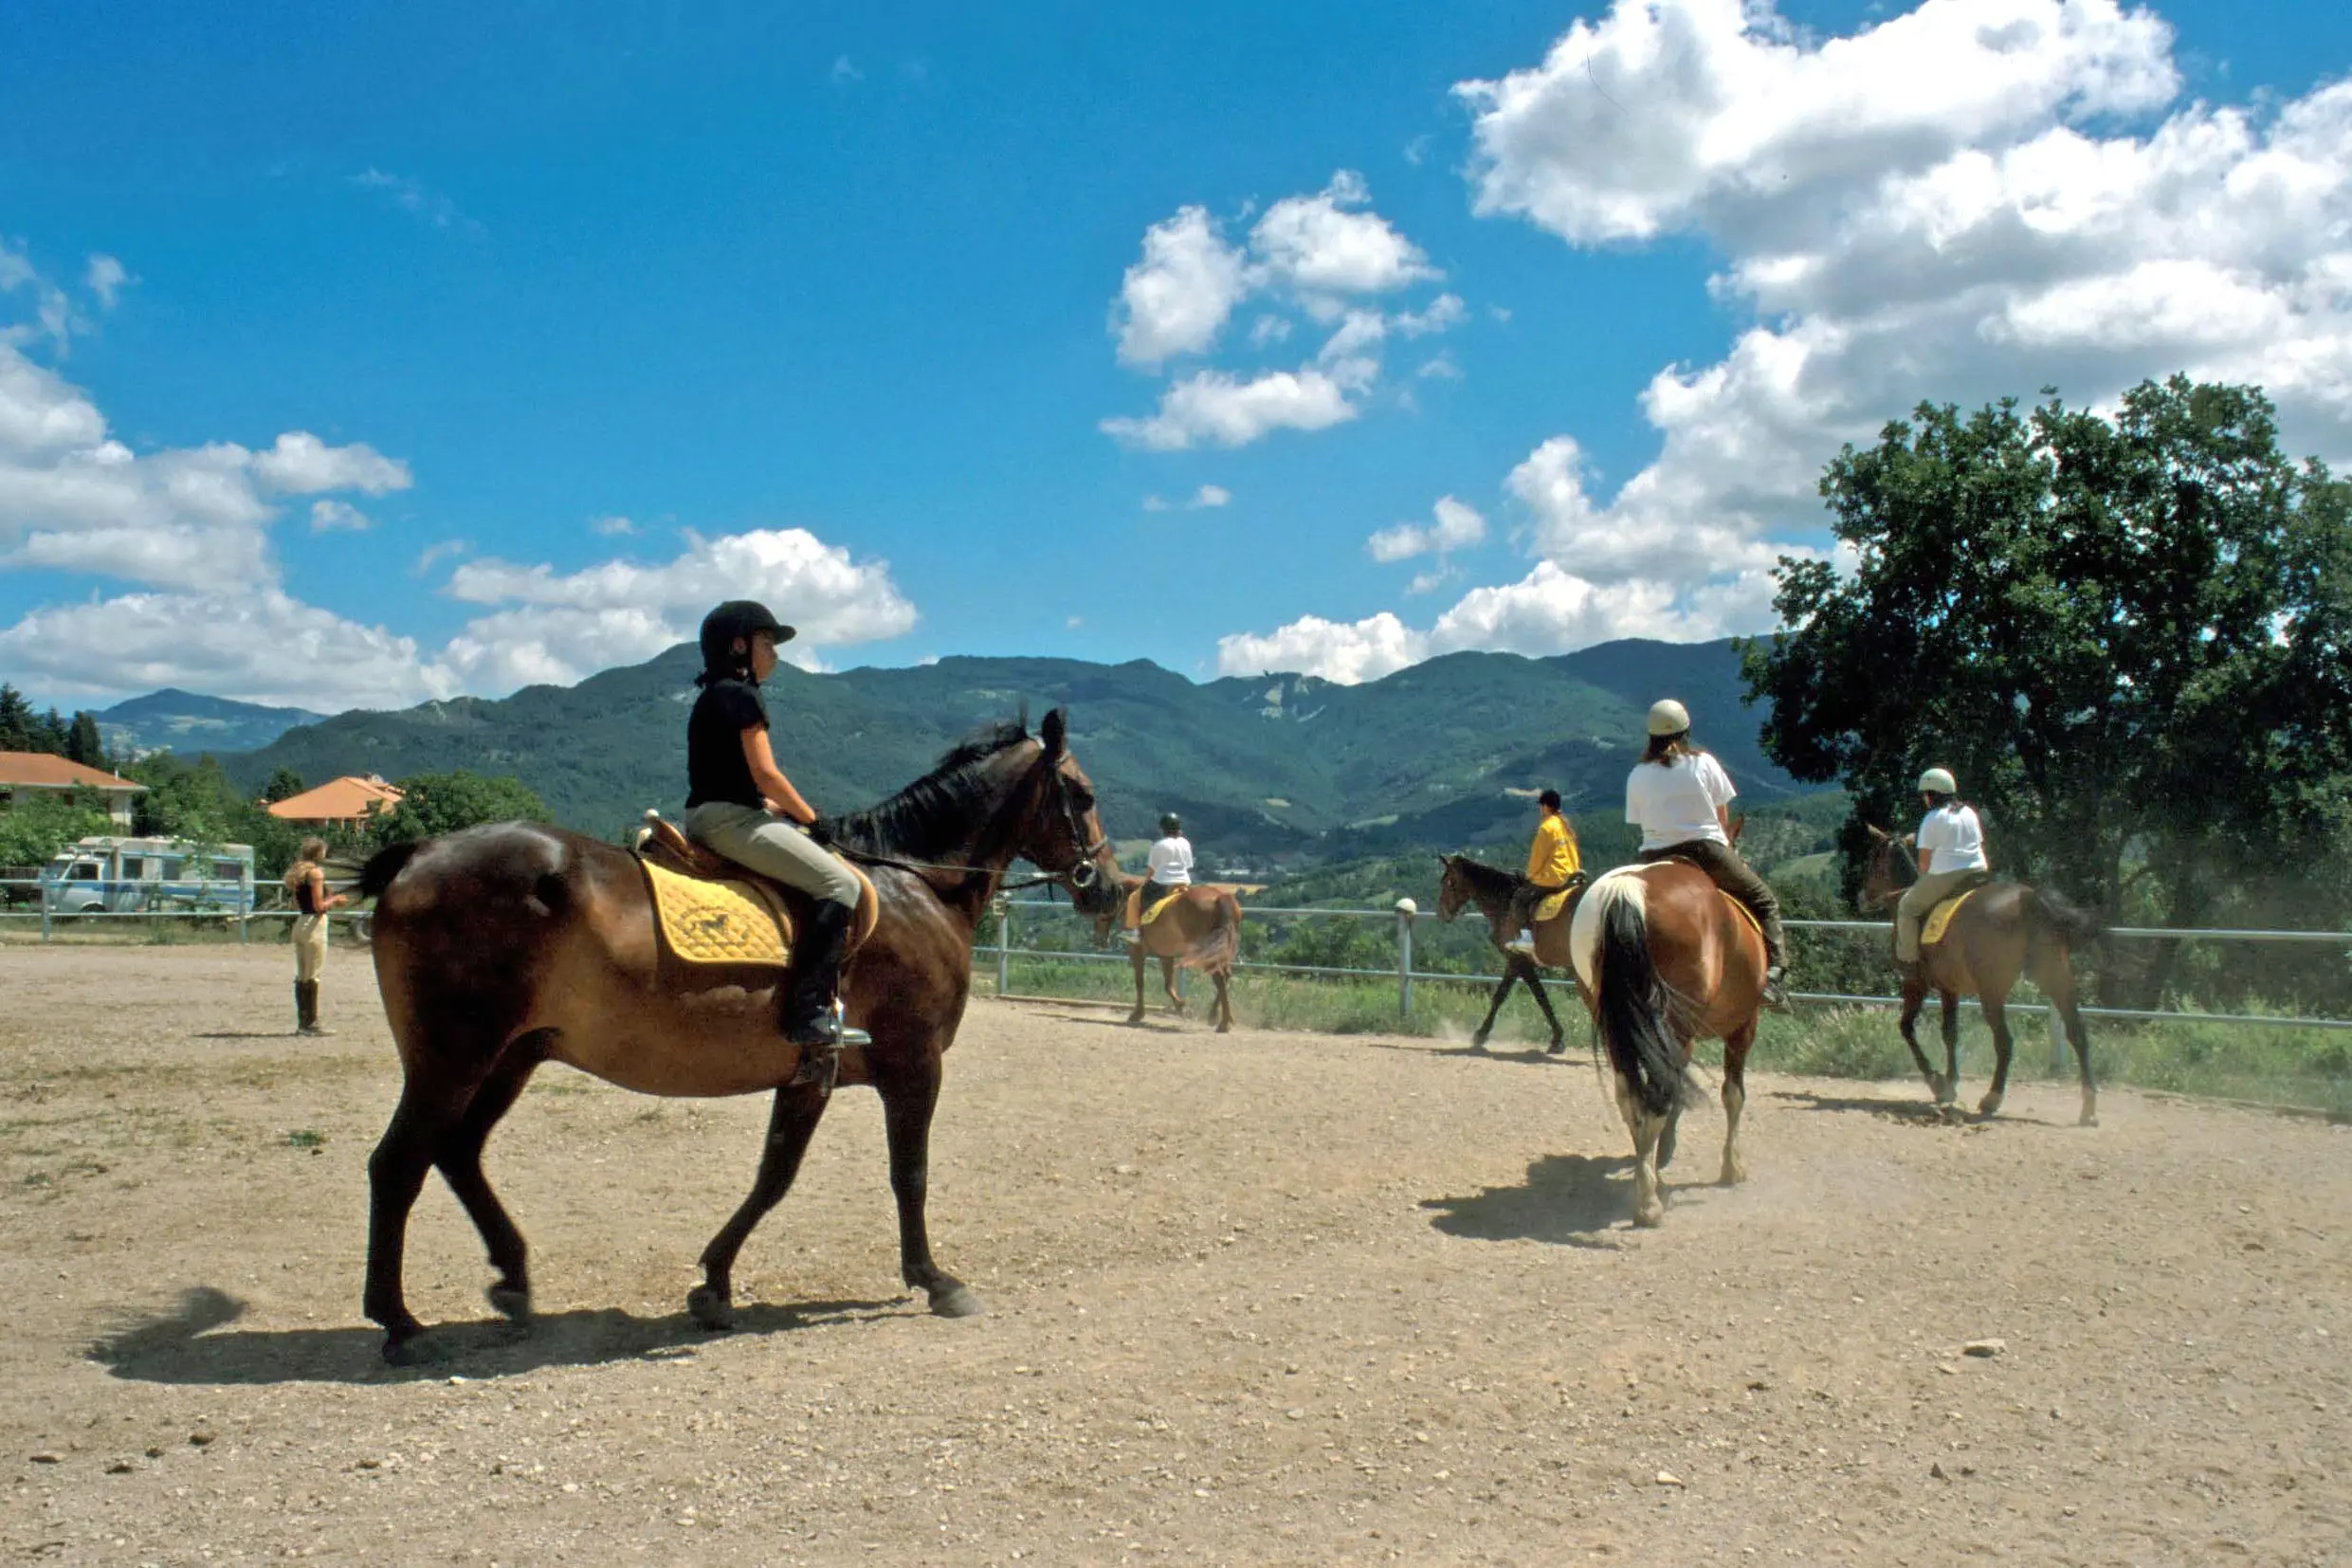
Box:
[1125,944,1147,1026]
[1939,992,1961,1106]
[1161,957,1185,1016]
[1472,967,1515,1049]
[1720,1021,1754,1185]
[875,1043,979,1318]
[689,1082,830,1330]
[1896,986,1947,1105]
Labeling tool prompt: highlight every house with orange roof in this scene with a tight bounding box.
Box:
[265,775,405,827]
[0,752,145,828]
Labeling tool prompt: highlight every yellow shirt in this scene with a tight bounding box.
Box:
[1524,811,1580,886]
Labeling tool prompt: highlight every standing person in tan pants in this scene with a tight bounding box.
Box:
[284,837,349,1035]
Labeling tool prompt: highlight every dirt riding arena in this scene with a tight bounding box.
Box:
[3,945,2348,1566]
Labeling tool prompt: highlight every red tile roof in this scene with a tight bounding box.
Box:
[265,775,405,823]
[0,752,144,791]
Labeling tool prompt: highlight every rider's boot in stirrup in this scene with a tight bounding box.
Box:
[782,902,870,1072]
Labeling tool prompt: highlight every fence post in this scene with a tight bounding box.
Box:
[994,894,1012,997]
[1395,897,1417,1019]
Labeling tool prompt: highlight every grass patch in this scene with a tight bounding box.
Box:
[283,1129,328,1149]
[979,963,2351,1117]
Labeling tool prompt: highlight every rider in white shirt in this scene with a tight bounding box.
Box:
[1623,699,1790,1010]
[1123,812,1194,945]
[1896,767,1992,975]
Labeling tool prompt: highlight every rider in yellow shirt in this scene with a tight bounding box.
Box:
[1503,790,1581,957]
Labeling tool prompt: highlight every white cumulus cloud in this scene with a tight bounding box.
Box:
[1112,206,1251,369]
[1101,365,1360,450]
[1189,484,1231,508]
[1366,495,1485,563]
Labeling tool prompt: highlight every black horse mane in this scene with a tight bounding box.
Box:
[1445,852,1526,904]
[821,720,1036,861]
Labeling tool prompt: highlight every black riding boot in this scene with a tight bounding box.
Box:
[296,981,329,1036]
[781,901,871,1056]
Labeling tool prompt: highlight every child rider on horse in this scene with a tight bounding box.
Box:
[1625,699,1791,1010]
[682,600,870,1051]
[1895,766,1991,983]
[1503,789,1581,958]
[1122,811,1194,946]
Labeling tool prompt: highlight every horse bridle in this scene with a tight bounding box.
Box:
[1036,752,1109,893]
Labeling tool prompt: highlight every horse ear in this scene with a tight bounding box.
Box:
[1040,706,1067,757]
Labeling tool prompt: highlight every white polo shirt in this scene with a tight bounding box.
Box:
[1146,835,1194,885]
[1917,803,1988,874]
[1624,752,1737,852]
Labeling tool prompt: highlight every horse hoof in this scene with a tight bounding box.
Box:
[929,1285,983,1319]
[2079,1103,2100,1128]
[1632,1203,1665,1229]
[1929,1076,1956,1106]
[486,1285,533,1326]
[1978,1093,2005,1118]
[1124,1014,1145,1028]
[1720,1162,1746,1186]
[685,1285,735,1332]
[1546,1039,1566,1056]
[382,1333,443,1368]
[1215,1023,1231,1035]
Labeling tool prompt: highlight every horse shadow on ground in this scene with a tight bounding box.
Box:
[1771,1087,2061,1129]
[191,1030,302,1041]
[1049,1012,1189,1033]
[1423,1153,1701,1249]
[89,1285,910,1387]
[1362,1039,1576,1067]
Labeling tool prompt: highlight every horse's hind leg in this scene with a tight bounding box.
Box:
[2034,955,2098,1126]
[1161,957,1185,1016]
[1125,947,1147,1027]
[433,1039,546,1328]
[365,1076,479,1364]
[875,1041,979,1318]
[1525,960,1568,1054]
[691,1084,829,1330]
[1721,1021,1754,1185]
[1212,967,1233,1034]
[1614,1077,1667,1229]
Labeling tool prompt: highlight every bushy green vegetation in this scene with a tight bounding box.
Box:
[0,789,115,869]
[360,770,550,848]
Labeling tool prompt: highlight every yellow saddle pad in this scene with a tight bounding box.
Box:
[1140,888,1186,928]
[641,858,793,967]
[1533,885,1575,925]
[1922,887,1978,948]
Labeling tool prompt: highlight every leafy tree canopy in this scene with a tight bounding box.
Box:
[1745,376,2352,1001]
[0,790,115,867]
[365,771,550,848]
[263,767,306,804]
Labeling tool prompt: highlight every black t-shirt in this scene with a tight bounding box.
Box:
[684,678,769,810]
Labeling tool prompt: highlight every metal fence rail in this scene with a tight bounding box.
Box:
[0,876,368,941]
[979,896,2352,1057]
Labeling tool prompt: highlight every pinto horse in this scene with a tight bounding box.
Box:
[1433,854,1572,1053]
[355,710,1120,1364]
[1088,876,1241,1031]
[1861,828,2101,1125]
[1569,862,1766,1227]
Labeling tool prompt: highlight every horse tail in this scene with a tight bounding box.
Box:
[1581,876,1690,1119]
[2027,886,2103,950]
[357,841,424,901]
[1202,891,1242,973]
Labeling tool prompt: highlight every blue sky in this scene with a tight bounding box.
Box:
[3,0,2349,711]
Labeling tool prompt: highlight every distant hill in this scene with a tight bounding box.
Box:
[96,688,326,757]
[214,638,1815,870]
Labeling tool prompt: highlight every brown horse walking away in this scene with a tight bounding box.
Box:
[1090,876,1241,1032]
[356,711,1120,1364]
[1433,855,1572,1052]
[1861,828,2101,1125]
[1569,863,1766,1227]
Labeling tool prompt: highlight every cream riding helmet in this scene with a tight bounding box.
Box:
[1918,767,1958,796]
[1647,699,1691,737]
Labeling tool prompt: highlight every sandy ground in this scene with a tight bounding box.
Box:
[1,943,2347,1567]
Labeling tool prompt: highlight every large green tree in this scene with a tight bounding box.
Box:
[365,771,550,848]
[1744,376,2352,1007]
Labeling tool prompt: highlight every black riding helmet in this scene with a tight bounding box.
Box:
[697,600,795,684]
[1158,812,1181,835]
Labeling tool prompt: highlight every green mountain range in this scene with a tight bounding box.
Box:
[96,688,325,757]
[218,637,1807,869]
